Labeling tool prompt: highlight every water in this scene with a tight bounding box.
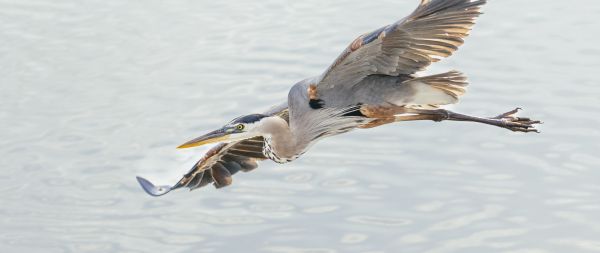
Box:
[1,0,599,252]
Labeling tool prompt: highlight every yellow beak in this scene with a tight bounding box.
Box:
[177,129,230,149]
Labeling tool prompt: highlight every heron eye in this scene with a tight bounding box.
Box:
[236,124,245,131]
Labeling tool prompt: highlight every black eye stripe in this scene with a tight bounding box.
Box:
[229,114,267,125]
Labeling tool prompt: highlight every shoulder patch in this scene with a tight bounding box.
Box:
[309,99,325,109]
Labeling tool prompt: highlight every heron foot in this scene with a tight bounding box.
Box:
[490,108,542,133]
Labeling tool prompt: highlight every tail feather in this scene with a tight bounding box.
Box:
[402,70,468,108]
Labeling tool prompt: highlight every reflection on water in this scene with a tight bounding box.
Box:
[1,0,599,252]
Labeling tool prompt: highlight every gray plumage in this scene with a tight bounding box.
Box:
[137,0,541,197]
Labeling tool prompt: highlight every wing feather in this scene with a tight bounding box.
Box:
[171,137,267,191]
[317,0,486,91]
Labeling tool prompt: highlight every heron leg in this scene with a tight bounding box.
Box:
[359,104,410,118]
[397,108,541,133]
[358,105,408,128]
[361,114,439,129]
[359,117,395,129]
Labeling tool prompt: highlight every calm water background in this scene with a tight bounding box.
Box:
[1,0,600,252]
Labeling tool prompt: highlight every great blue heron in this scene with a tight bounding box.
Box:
[137,0,540,197]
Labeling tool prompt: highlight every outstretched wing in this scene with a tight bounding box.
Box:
[174,137,266,189]
[317,0,486,90]
[136,104,289,197]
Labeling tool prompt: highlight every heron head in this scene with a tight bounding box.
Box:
[177,114,268,149]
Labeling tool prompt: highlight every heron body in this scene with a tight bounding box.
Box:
[137,0,541,197]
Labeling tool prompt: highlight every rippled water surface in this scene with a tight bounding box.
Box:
[2,0,600,252]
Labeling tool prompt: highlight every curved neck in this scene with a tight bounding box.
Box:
[257,116,303,161]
